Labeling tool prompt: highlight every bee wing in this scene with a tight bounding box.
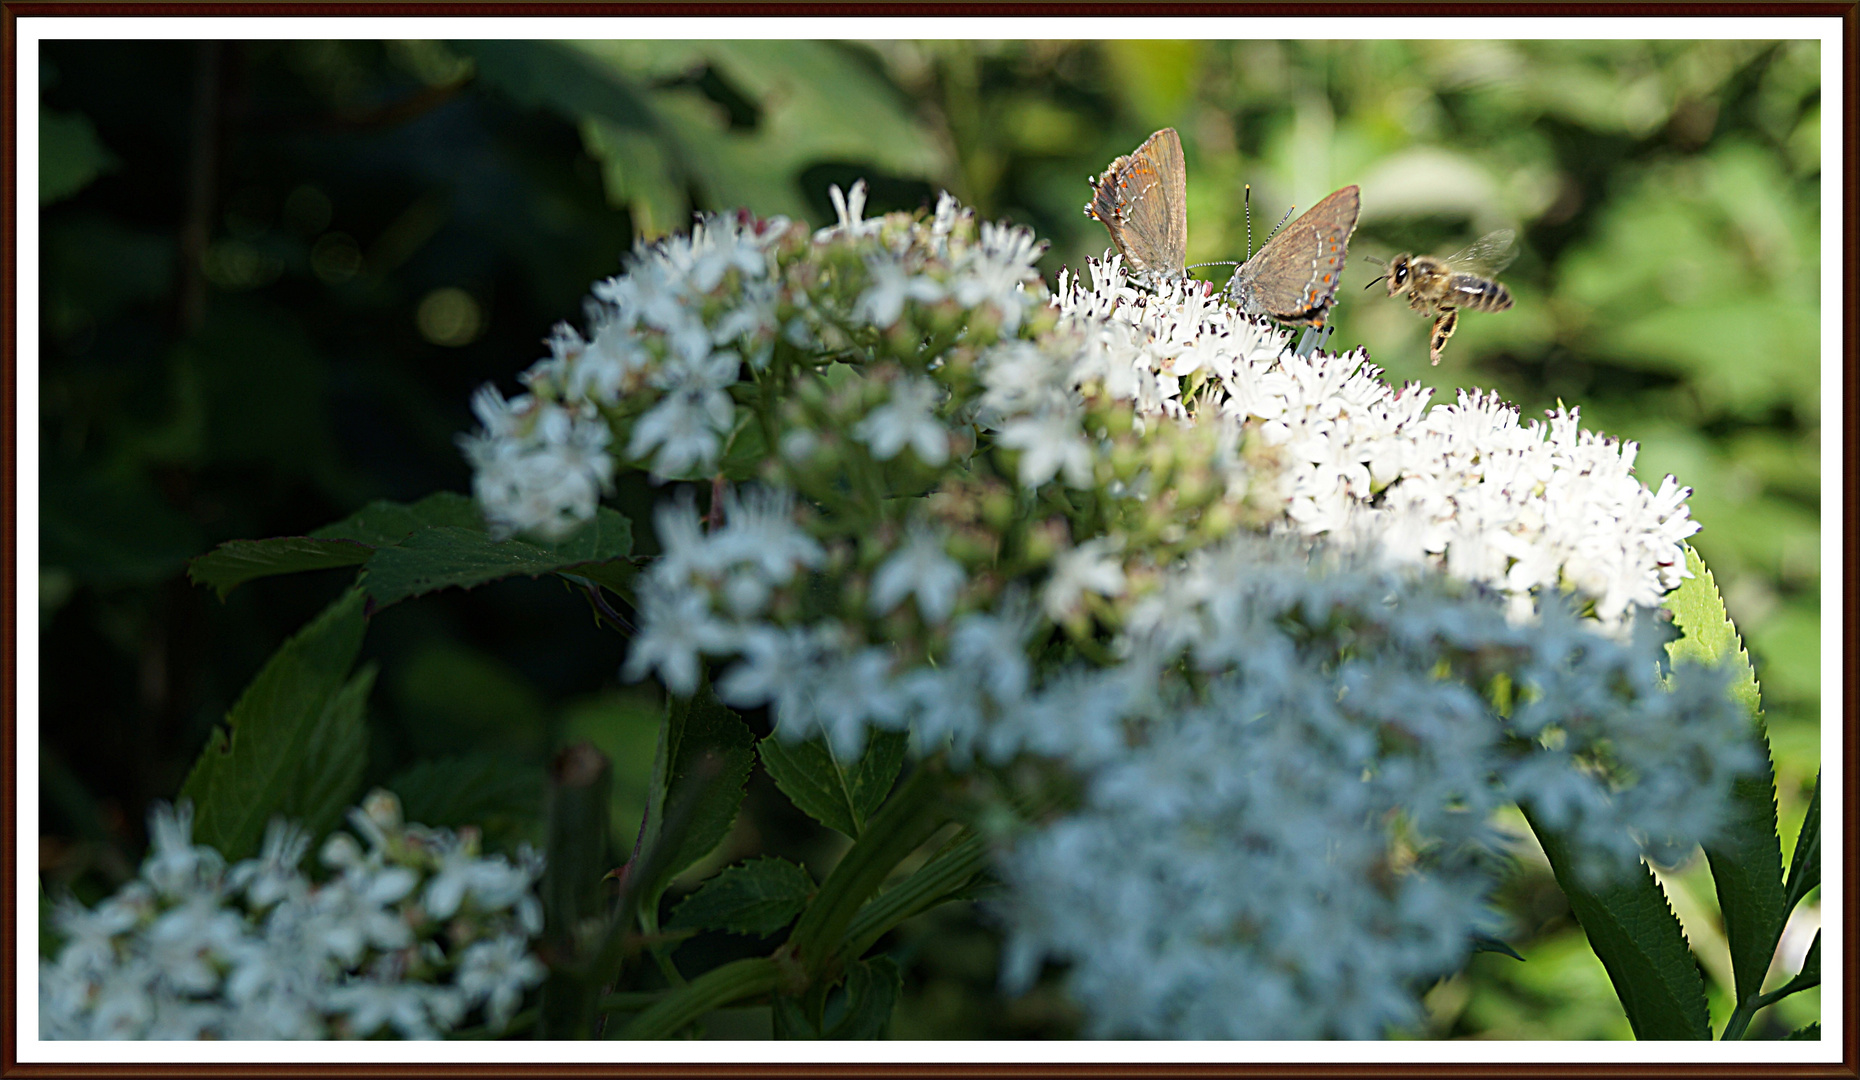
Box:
[1446,229,1519,276]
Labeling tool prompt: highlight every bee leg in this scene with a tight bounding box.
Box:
[1429,308,1458,365]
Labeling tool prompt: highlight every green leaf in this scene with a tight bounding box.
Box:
[760,730,907,839]
[771,992,817,1040]
[40,106,117,205]
[1664,544,1761,714]
[273,663,374,841]
[187,537,375,600]
[565,41,942,222]
[821,955,902,1040]
[1702,760,1785,1005]
[178,589,369,861]
[848,730,909,826]
[1784,1022,1821,1041]
[1664,544,1784,1005]
[454,40,656,134]
[1784,774,1820,914]
[761,735,859,838]
[633,683,755,915]
[361,507,632,609]
[387,753,546,841]
[313,492,485,545]
[770,955,905,1040]
[667,857,815,937]
[187,493,489,601]
[1525,808,1711,1040]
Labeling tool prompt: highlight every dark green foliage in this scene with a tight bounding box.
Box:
[774,956,903,1040]
[274,663,375,842]
[630,685,756,917]
[188,495,633,607]
[314,492,487,546]
[759,729,909,838]
[362,511,631,608]
[667,857,815,937]
[40,105,117,204]
[386,753,547,849]
[188,537,374,600]
[43,466,205,588]
[178,590,370,860]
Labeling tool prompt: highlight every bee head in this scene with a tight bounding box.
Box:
[1387,254,1412,294]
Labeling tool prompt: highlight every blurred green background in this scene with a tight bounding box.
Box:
[37,38,1821,1039]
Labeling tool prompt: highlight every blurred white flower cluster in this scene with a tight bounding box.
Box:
[464,186,1758,1038]
[1052,256,1700,623]
[995,538,1755,1038]
[40,793,545,1040]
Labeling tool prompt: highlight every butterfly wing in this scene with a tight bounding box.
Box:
[1086,128,1187,277]
[1229,184,1360,325]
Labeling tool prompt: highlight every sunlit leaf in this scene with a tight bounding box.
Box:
[1665,544,1783,1005]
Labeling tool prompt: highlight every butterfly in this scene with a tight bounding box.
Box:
[1086,128,1361,327]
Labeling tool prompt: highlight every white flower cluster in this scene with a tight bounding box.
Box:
[469,188,1759,1039]
[460,211,795,538]
[1052,255,1700,622]
[40,793,546,1040]
[461,183,1048,540]
[995,538,1756,1039]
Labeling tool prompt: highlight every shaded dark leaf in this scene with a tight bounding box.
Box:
[822,955,902,1040]
[362,507,632,609]
[274,663,374,842]
[633,683,755,914]
[313,492,485,546]
[667,857,814,937]
[388,753,547,842]
[178,590,369,861]
[188,537,374,600]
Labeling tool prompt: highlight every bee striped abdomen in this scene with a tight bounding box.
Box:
[1450,274,1513,312]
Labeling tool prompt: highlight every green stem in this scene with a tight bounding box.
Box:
[1721,976,1821,1040]
[787,760,955,978]
[613,957,785,1040]
[598,990,664,1013]
[840,829,988,960]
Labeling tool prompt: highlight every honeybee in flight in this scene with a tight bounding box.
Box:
[1366,229,1518,364]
